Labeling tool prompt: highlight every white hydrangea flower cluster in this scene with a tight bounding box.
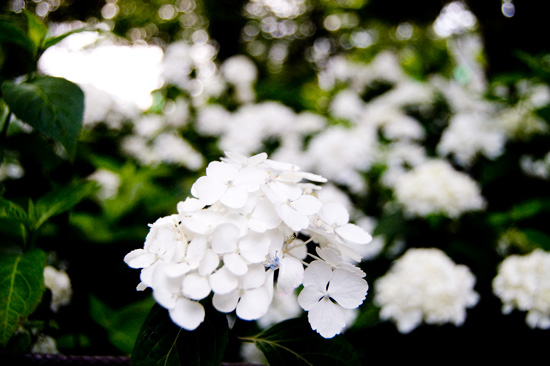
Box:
[492,249,550,329]
[394,159,485,218]
[374,248,479,333]
[124,152,372,338]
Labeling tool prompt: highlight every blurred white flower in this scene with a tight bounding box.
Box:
[437,112,506,166]
[493,249,550,329]
[221,55,257,103]
[394,159,485,218]
[43,266,73,312]
[374,247,479,333]
[87,168,121,200]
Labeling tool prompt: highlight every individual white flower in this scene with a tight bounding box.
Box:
[394,159,485,218]
[374,248,479,333]
[298,261,368,338]
[492,249,550,329]
[310,202,372,262]
[43,266,72,312]
[213,264,274,320]
[124,215,181,272]
[191,160,266,208]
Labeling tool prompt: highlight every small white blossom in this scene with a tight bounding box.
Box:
[374,248,479,333]
[493,249,550,329]
[298,261,368,338]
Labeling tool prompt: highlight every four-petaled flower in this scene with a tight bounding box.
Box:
[298,261,369,338]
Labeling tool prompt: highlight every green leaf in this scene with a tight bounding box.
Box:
[22,10,47,53]
[0,14,34,54]
[89,295,155,355]
[32,180,97,231]
[1,76,85,159]
[523,229,550,251]
[43,28,99,52]
[0,197,27,223]
[131,302,228,366]
[0,198,29,245]
[0,248,46,346]
[242,317,361,366]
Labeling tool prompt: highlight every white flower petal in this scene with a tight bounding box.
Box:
[224,253,249,276]
[221,186,248,208]
[319,202,349,226]
[297,286,324,311]
[277,204,309,232]
[182,273,211,300]
[186,236,207,268]
[192,175,225,205]
[335,224,372,245]
[242,263,267,289]
[169,297,205,331]
[212,223,240,253]
[328,269,369,309]
[237,287,272,320]
[177,197,205,214]
[303,261,332,289]
[124,249,155,268]
[164,262,192,277]
[291,195,322,216]
[277,256,304,296]
[239,232,271,263]
[210,266,239,294]
[153,286,177,309]
[212,291,240,313]
[248,199,281,232]
[207,161,238,181]
[199,249,219,275]
[308,298,347,338]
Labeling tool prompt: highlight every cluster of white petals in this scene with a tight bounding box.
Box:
[374,248,479,333]
[394,159,485,218]
[492,249,550,329]
[124,152,371,338]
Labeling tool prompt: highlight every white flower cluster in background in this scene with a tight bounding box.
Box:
[43,265,73,312]
[374,247,479,333]
[492,249,550,329]
[124,152,372,338]
[393,159,485,218]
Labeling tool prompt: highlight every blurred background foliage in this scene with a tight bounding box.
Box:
[1,0,550,363]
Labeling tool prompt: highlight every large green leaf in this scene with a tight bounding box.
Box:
[90,295,156,355]
[131,302,228,366]
[1,76,84,159]
[241,317,361,366]
[0,248,46,346]
[31,180,97,232]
